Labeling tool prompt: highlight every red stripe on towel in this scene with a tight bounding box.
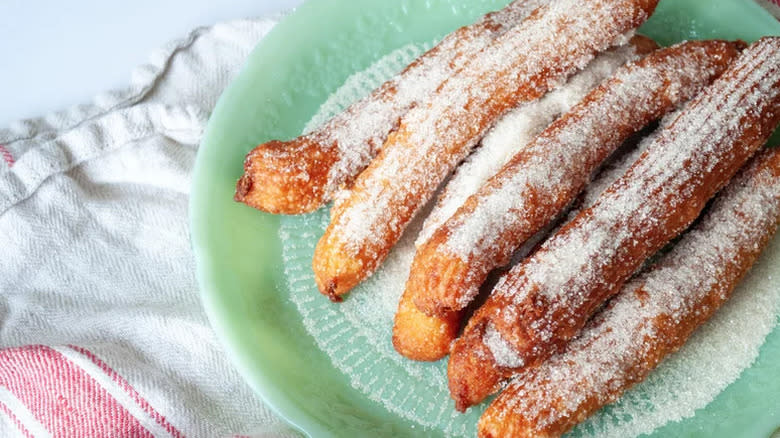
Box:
[0,399,35,438]
[0,145,13,167]
[67,345,184,438]
[0,345,154,437]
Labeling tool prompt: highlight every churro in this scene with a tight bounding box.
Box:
[391,127,657,362]
[235,0,547,214]
[439,134,650,409]
[478,147,780,438]
[411,40,740,318]
[392,39,656,362]
[448,37,780,411]
[313,0,660,301]
[413,39,656,247]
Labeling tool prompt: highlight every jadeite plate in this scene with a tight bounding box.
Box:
[190,1,780,437]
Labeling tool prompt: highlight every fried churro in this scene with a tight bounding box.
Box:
[235,0,547,214]
[391,39,656,362]
[410,40,741,318]
[478,147,780,438]
[448,37,780,411]
[314,0,660,301]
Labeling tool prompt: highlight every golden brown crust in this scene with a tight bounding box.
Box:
[447,319,506,411]
[392,288,461,361]
[313,0,660,300]
[235,138,333,214]
[411,39,741,317]
[478,147,780,438]
[234,0,547,214]
[448,37,780,411]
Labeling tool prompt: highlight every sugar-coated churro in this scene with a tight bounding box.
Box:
[411,40,741,318]
[391,38,657,362]
[448,37,780,411]
[478,147,780,438]
[313,0,660,301]
[235,0,547,214]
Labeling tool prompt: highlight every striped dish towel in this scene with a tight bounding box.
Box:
[0,18,298,438]
[0,4,778,438]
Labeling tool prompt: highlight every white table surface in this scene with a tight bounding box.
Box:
[0,0,304,127]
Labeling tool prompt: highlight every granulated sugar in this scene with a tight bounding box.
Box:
[415,42,640,246]
[279,39,780,438]
[491,151,780,436]
[332,0,653,263]
[303,0,549,201]
[488,38,779,363]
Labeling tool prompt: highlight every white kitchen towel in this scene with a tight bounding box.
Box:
[0,17,300,438]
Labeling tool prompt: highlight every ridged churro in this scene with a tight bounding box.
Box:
[391,127,657,362]
[235,0,547,214]
[411,40,740,318]
[413,38,656,247]
[439,133,650,409]
[313,0,660,301]
[478,147,780,438]
[448,37,780,411]
[391,39,656,362]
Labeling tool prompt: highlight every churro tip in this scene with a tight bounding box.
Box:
[234,174,252,202]
[448,324,504,410]
[391,331,429,361]
[391,328,450,362]
[322,280,342,303]
[732,39,748,51]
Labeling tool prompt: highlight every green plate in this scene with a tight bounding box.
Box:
[190,1,780,437]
